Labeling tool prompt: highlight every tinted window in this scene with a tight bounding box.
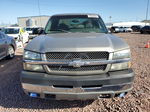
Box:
[5,28,19,34]
[26,28,33,31]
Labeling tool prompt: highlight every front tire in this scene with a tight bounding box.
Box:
[7,46,15,59]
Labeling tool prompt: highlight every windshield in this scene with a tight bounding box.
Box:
[5,28,19,34]
[45,15,108,34]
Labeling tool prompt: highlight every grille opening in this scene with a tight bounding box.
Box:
[53,85,73,89]
[46,52,109,61]
[98,94,112,98]
[45,94,56,99]
[48,65,107,72]
[82,85,103,88]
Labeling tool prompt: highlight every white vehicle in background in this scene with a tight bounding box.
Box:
[110,26,120,33]
[124,27,132,32]
[25,27,33,35]
[4,27,29,44]
[119,27,125,32]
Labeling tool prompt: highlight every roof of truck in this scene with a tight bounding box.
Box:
[52,13,100,17]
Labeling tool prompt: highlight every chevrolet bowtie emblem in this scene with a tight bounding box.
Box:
[69,60,85,68]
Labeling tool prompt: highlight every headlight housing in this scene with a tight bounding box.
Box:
[23,50,44,72]
[110,62,131,71]
[110,49,131,71]
[23,63,44,72]
[113,49,131,59]
[24,50,41,60]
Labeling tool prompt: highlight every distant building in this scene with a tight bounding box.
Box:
[142,20,150,24]
[17,15,50,28]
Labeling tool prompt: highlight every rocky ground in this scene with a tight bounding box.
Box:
[0,33,150,112]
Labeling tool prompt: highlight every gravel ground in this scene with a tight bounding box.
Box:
[0,33,150,112]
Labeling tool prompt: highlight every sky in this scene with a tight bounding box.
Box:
[0,0,149,24]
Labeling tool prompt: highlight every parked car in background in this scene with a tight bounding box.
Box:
[140,26,150,34]
[4,27,29,44]
[21,13,134,100]
[110,26,132,33]
[131,25,142,32]
[0,27,5,32]
[25,27,33,35]
[110,26,120,33]
[124,27,132,32]
[0,31,16,60]
[118,27,125,32]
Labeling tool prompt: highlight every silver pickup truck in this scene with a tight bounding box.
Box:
[21,14,134,100]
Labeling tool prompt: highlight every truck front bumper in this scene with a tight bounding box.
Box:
[21,69,134,100]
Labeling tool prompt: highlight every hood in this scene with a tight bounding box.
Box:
[25,33,129,53]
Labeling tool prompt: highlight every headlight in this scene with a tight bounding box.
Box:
[23,63,44,72]
[110,49,131,71]
[24,51,41,60]
[113,49,131,59]
[23,51,44,72]
[110,62,131,71]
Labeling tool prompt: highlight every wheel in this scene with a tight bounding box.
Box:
[7,46,15,59]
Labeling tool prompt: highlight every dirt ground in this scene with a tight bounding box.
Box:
[0,33,150,112]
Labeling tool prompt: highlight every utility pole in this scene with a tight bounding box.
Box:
[38,0,42,27]
[145,0,149,25]
[109,16,112,24]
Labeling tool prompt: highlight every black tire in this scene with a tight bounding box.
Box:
[7,46,15,59]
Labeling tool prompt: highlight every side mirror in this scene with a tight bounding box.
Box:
[38,29,45,35]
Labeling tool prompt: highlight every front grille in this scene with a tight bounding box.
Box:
[47,65,107,72]
[45,52,109,74]
[46,52,109,61]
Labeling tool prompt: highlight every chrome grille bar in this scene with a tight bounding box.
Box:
[24,58,131,66]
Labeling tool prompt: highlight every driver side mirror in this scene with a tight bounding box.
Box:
[38,28,45,35]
